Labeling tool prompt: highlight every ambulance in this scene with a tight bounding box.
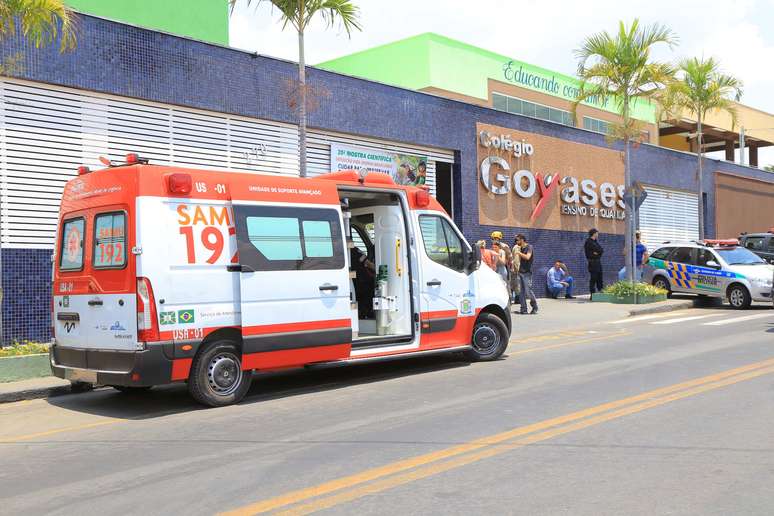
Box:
[51,155,511,406]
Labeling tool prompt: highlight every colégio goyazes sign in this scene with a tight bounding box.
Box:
[477,123,626,234]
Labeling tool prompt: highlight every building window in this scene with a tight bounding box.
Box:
[492,93,574,127]
[583,116,610,135]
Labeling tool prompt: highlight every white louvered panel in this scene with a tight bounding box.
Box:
[0,77,455,248]
[639,185,699,251]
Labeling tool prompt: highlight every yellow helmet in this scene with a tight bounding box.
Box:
[490,231,503,240]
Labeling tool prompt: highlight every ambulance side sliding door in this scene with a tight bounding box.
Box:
[232,204,353,358]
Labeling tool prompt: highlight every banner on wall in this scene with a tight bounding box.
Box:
[330,144,428,186]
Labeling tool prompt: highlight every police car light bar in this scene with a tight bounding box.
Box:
[702,239,739,247]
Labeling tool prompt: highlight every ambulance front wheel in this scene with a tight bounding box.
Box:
[464,313,509,362]
[188,341,252,407]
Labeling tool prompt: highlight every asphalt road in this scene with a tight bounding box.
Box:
[1,304,773,515]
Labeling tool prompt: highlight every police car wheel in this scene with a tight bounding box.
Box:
[188,341,252,407]
[464,313,509,362]
[652,276,672,297]
[727,284,752,310]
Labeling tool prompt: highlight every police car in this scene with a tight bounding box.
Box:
[645,240,774,309]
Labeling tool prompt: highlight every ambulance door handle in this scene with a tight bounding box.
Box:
[426,280,442,287]
[319,284,339,292]
[87,299,103,306]
[227,264,254,273]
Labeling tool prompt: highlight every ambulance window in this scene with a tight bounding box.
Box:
[93,212,126,268]
[419,215,465,272]
[302,220,334,258]
[60,218,85,271]
[246,217,303,260]
[237,206,344,271]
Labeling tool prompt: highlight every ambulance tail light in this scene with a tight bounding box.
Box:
[136,277,160,342]
[415,188,431,208]
[166,173,192,195]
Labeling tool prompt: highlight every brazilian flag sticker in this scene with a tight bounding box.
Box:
[177,309,195,324]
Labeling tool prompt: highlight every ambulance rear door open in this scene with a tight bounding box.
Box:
[232,203,354,364]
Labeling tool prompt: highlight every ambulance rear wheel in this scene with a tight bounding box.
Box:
[188,341,252,407]
[464,313,509,362]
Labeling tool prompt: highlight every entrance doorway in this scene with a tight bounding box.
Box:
[435,162,453,216]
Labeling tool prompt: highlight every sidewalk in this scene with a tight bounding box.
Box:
[508,295,694,340]
[0,297,692,404]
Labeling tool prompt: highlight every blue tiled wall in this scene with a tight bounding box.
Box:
[2,249,52,344]
[2,15,773,341]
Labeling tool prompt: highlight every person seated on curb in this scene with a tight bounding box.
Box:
[546,260,575,299]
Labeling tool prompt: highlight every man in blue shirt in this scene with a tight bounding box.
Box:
[546,260,575,299]
[618,231,649,281]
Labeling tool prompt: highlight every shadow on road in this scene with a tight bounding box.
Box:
[44,353,472,420]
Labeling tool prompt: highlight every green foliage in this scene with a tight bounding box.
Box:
[0,341,50,357]
[603,281,667,297]
[230,0,361,34]
[572,19,677,139]
[661,56,743,128]
[0,0,77,51]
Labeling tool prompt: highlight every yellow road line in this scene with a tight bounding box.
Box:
[0,333,622,442]
[509,331,629,356]
[0,419,121,443]
[275,363,774,516]
[220,357,774,516]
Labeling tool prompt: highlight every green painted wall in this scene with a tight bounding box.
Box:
[319,33,657,123]
[66,0,229,45]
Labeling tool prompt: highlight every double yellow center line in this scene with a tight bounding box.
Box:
[222,356,774,516]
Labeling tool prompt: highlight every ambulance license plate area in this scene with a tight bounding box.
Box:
[57,312,80,337]
[58,319,80,337]
[66,368,97,383]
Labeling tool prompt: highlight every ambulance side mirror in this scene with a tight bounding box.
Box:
[465,246,481,274]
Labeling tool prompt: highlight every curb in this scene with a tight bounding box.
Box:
[0,384,75,404]
[628,300,694,317]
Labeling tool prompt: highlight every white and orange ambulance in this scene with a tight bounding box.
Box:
[51,155,510,406]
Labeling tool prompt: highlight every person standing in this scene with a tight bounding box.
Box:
[490,231,509,283]
[618,231,649,281]
[515,234,538,315]
[510,236,522,303]
[476,240,498,271]
[584,228,604,293]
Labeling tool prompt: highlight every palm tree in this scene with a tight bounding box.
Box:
[0,0,76,51]
[231,0,361,177]
[572,19,677,283]
[662,57,742,239]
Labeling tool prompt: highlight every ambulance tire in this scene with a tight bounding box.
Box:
[727,284,751,310]
[464,313,509,362]
[188,341,252,407]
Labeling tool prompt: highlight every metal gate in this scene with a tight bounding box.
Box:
[639,185,699,251]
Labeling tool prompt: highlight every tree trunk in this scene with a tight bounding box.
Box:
[697,113,704,239]
[298,30,307,178]
[623,100,635,284]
